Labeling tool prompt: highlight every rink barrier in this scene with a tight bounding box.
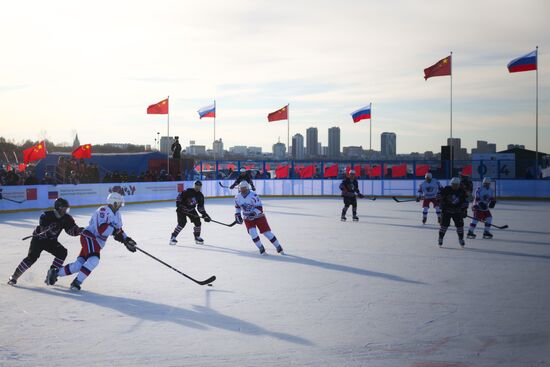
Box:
[1,179,550,213]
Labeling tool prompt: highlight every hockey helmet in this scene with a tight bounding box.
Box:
[54,197,70,216]
[107,192,125,210]
[450,177,461,188]
[194,180,202,186]
[239,181,250,194]
[349,169,356,176]
[482,177,491,187]
[240,168,246,173]
[425,172,432,181]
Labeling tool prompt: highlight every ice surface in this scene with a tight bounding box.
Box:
[1,198,549,366]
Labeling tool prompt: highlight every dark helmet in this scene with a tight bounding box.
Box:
[54,198,70,211]
[194,180,202,186]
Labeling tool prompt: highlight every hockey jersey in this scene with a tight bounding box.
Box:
[33,211,82,241]
[473,187,495,211]
[418,179,442,199]
[176,188,206,214]
[84,205,125,248]
[235,191,264,220]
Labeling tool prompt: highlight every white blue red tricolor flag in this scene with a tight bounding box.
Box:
[507,50,537,73]
[351,104,372,123]
[197,103,216,119]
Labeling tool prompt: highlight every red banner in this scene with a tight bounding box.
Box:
[275,165,289,178]
[391,164,407,178]
[324,164,339,178]
[415,164,430,177]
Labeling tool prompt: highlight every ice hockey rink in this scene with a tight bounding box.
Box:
[1,197,549,366]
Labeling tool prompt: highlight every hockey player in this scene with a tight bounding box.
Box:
[169,180,211,245]
[460,172,474,202]
[230,168,256,191]
[437,177,469,248]
[339,169,364,221]
[467,177,496,239]
[7,198,83,286]
[417,172,442,224]
[234,181,284,255]
[49,192,137,290]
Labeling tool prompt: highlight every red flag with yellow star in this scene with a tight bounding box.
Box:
[72,144,92,159]
[23,141,47,163]
[424,55,452,80]
[147,98,169,114]
[267,105,289,122]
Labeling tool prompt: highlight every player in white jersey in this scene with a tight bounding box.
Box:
[467,177,496,239]
[234,181,284,255]
[416,172,442,224]
[49,192,137,290]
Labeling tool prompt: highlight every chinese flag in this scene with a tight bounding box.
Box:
[300,165,316,178]
[18,163,27,172]
[415,164,430,177]
[268,105,289,122]
[265,163,271,171]
[23,141,47,163]
[424,55,452,80]
[369,166,382,177]
[324,164,339,178]
[147,98,169,114]
[391,164,407,178]
[461,165,472,176]
[72,144,92,159]
[275,165,289,178]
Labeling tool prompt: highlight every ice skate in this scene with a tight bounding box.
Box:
[276,245,285,255]
[169,236,177,246]
[422,217,427,224]
[259,245,266,255]
[467,231,476,239]
[70,278,82,291]
[194,236,204,245]
[352,215,359,222]
[438,237,443,248]
[341,215,346,222]
[459,239,465,248]
[7,276,17,286]
[437,216,441,224]
[45,267,59,286]
[482,231,493,239]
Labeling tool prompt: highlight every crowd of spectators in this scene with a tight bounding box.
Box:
[57,156,100,184]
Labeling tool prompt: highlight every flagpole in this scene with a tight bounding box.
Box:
[536,46,539,178]
[214,100,217,160]
[287,103,290,158]
[167,95,170,174]
[450,51,453,178]
[370,102,373,151]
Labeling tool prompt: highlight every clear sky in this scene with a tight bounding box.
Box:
[1,0,549,154]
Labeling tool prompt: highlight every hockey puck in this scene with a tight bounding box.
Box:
[207,284,213,287]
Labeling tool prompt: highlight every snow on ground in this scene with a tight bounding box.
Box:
[1,197,549,367]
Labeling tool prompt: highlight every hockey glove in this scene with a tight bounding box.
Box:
[202,213,211,222]
[489,200,496,209]
[230,184,236,189]
[357,193,365,199]
[235,213,243,224]
[123,237,137,252]
[251,186,256,191]
[479,202,488,211]
[113,230,125,243]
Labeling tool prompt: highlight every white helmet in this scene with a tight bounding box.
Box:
[425,172,432,180]
[450,177,461,186]
[240,168,246,173]
[107,192,125,208]
[349,169,356,175]
[482,177,491,187]
[239,181,250,190]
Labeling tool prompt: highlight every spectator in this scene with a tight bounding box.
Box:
[171,136,182,159]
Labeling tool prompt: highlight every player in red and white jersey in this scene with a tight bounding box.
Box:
[49,192,137,290]
[234,181,284,255]
[467,177,496,239]
[417,172,442,224]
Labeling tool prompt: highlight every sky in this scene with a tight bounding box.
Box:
[0,0,549,155]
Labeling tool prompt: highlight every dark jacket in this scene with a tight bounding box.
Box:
[171,141,182,159]
[176,188,206,215]
[33,211,83,241]
[230,173,255,190]
[339,178,362,198]
[437,186,468,214]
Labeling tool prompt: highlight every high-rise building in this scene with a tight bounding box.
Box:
[160,136,175,154]
[447,137,468,160]
[328,127,341,159]
[471,140,496,155]
[381,132,396,158]
[306,127,318,157]
[272,141,286,160]
[292,134,305,159]
[213,139,224,157]
[73,134,80,149]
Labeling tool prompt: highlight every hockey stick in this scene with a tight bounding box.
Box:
[218,182,231,189]
[362,196,376,201]
[466,215,508,230]
[2,197,26,204]
[392,196,417,203]
[186,212,238,227]
[135,246,216,286]
[21,224,56,240]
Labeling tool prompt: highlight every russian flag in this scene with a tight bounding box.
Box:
[48,191,58,199]
[351,104,372,123]
[507,50,537,73]
[197,103,216,119]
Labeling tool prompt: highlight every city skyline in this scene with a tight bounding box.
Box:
[1,1,549,154]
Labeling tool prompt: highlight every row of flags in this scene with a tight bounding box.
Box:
[147,49,538,126]
[21,141,92,164]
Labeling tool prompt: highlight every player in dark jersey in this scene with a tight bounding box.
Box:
[437,177,469,248]
[169,180,211,245]
[339,170,364,221]
[230,169,256,191]
[7,198,83,286]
